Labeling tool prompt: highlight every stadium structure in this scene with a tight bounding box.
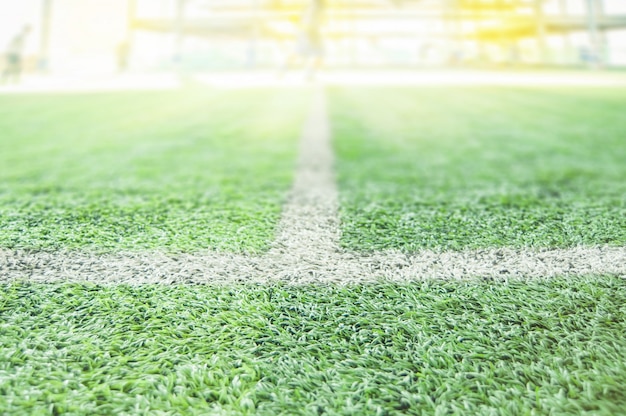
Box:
[127,0,626,68]
[5,0,626,73]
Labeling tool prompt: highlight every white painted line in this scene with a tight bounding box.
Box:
[2,246,625,285]
[1,88,625,284]
[265,88,342,281]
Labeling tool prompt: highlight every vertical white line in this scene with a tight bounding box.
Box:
[268,87,341,263]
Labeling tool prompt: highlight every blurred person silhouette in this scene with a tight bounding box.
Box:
[2,25,31,85]
[279,0,326,80]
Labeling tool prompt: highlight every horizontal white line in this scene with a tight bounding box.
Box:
[1,246,625,285]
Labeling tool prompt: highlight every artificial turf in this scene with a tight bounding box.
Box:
[331,87,626,252]
[1,277,625,415]
[0,88,308,253]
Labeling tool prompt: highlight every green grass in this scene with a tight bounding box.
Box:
[3,84,626,416]
[0,88,309,253]
[331,87,626,252]
[1,278,625,415]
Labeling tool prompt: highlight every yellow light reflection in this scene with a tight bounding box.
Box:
[1,0,625,90]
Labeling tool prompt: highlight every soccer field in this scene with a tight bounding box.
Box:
[331,87,626,251]
[1,84,626,414]
[0,89,309,253]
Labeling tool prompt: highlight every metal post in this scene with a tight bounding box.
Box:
[534,0,547,64]
[594,0,607,64]
[585,0,602,66]
[174,0,186,63]
[247,0,260,68]
[593,0,604,15]
[39,0,52,70]
[119,0,137,72]
[446,0,463,66]
[559,0,572,64]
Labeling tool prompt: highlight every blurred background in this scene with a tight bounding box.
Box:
[1,0,626,85]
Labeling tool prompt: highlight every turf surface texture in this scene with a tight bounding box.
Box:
[2,278,626,415]
[331,87,626,251]
[0,89,308,253]
[1,85,626,415]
